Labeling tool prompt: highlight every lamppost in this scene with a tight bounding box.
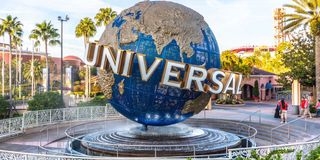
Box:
[58,15,69,100]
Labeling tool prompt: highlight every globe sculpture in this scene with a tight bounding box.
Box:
[99,1,221,126]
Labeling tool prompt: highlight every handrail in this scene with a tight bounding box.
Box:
[239,109,261,124]
[228,140,320,159]
[271,117,305,131]
[270,116,307,144]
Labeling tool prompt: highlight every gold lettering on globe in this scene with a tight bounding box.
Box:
[85,42,243,95]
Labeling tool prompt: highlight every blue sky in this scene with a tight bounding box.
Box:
[0,0,290,59]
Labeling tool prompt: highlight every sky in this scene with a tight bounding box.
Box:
[0,0,291,59]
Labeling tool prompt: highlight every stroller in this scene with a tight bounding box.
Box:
[274,104,281,118]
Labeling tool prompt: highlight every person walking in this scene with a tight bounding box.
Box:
[300,96,307,117]
[314,99,320,117]
[303,95,312,118]
[278,98,289,123]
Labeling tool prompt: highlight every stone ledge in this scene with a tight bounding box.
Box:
[214,103,246,107]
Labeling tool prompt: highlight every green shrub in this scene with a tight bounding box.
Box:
[253,80,260,99]
[0,96,9,118]
[27,92,65,111]
[215,97,244,105]
[236,149,294,160]
[78,95,107,107]
[305,146,320,160]
[309,103,317,113]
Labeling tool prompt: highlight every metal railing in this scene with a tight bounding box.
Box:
[0,148,220,160]
[58,119,257,158]
[228,140,320,159]
[239,109,261,124]
[0,105,317,160]
[0,105,120,139]
[270,117,307,144]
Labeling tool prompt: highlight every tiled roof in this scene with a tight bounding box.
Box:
[251,67,276,76]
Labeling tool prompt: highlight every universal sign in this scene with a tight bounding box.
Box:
[85,43,243,95]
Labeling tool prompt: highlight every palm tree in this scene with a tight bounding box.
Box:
[94,7,117,27]
[29,34,38,96]
[1,15,23,104]
[12,36,22,98]
[23,59,44,88]
[0,24,4,97]
[29,21,60,92]
[75,17,96,99]
[283,0,320,98]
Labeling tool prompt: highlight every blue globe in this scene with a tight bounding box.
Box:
[100,1,221,126]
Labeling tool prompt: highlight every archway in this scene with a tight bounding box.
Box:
[241,84,253,100]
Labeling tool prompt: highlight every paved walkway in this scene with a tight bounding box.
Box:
[1,101,320,153]
[195,101,320,135]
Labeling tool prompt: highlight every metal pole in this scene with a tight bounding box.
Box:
[58,15,69,102]
[117,145,119,157]
[304,117,307,131]
[288,124,290,143]
[259,110,261,124]
[60,20,63,100]
[271,131,273,145]
[193,146,196,158]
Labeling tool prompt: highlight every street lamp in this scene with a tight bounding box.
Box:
[58,15,69,100]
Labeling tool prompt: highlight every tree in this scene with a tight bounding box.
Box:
[253,50,288,75]
[94,7,117,27]
[23,59,44,90]
[75,17,96,45]
[75,17,97,98]
[277,31,315,87]
[220,50,256,77]
[11,35,22,98]
[253,80,260,99]
[283,0,320,98]
[0,24,4,97]
[1,15,23,115]
[221,50,239,71]
[29,21,60,92]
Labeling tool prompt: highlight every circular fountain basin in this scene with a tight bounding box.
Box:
[69,124,242,157]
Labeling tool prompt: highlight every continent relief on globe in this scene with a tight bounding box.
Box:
[99,0,207,61]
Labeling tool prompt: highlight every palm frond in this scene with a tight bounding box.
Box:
[292,0,308,8]
[284,4,311,16]
[283,18,305,32]
[49,39,60,46]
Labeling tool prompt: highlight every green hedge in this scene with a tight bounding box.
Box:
[78,96,107,107]
[27,92,65,111]
[0,96,9,118]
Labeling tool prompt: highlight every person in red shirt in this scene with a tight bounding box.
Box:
[303,96,312,118]
[278,98,289,123]
[300,96,307,116]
